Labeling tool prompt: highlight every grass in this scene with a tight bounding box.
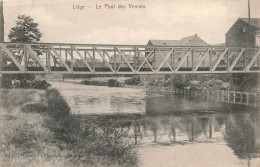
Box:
[0,88,138,167]
[0,89,71,167]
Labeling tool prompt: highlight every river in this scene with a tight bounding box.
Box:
[51,81,260,167]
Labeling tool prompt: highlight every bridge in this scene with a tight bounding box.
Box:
[0,42,260,75]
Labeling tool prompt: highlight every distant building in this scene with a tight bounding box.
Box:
[109,34,210,69]
[147,34,209,47]
[226,18,260,47]
[147,34,210,68]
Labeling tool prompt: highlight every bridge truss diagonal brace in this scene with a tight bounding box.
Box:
[103,51,111,61]
[212,48,228,71]
[116,48,134,72]
[49,50,62,67]
[193,48,210,72]
[85,50,93,60]
[228,48,245,72]
[73,46,93,72]
[95,47,114,72]
[26,45,48,72]
[0,44,25,72]
[156,48,174,72]
[175,48,192,72]
[66,50,74,59]
[50,46,72,72]
[245,49,260,72]
[137,48,155,72]
[115,47,135,72]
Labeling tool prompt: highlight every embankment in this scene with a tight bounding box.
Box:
[0,88,137,167]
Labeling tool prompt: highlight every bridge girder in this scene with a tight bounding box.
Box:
[0,42,260,75]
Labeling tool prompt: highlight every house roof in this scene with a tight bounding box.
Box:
[148,34,209,46]
[226,18,260,35]
[240,18,260,29]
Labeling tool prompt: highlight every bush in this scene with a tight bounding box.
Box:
[232,73,259,91]
[124,76,140,85]
[46,88,70,118]
[1,74,35,88]
[81,80,107,86]
[107,79,120,87]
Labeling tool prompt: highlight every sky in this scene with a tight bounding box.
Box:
[3,0,260,45]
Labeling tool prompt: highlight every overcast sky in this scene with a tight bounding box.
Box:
[3,0,260,45]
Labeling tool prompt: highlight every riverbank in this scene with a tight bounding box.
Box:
[0,88,137,167]
[0,89,68,167]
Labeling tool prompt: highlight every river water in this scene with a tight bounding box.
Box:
[51,81,260,167]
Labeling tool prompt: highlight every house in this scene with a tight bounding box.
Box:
[146,34,210,69]
[109,34,210,70]
[147,34,209,47]
[226,18,260,47]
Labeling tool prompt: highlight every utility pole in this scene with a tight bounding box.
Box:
[0,0,4,87]
[248,0,251,47]
[248,0,251,24]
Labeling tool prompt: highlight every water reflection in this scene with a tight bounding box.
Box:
[82,112,259,166]
[51,82,260,167]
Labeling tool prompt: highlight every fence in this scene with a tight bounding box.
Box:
[123,84,259,106]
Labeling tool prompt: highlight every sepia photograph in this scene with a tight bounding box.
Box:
[0,0,260,166]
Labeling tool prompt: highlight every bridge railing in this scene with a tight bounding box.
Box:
[0,42,260,74]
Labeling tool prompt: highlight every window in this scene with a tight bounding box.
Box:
[243,26,247,32]
[256,35,260,47]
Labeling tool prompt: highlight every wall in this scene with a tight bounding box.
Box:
[226,19,256,47]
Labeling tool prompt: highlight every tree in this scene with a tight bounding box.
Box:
[8,15,42,43]
[232,73,259,91]
[2,15,43,88]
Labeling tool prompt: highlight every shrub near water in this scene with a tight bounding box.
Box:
[44,88,137,166]
[46,88,70,118]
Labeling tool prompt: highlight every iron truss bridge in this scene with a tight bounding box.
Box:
[0,42,260,75]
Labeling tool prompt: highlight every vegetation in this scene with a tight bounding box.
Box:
[2,15,43,88]
[125,74,258,92]
[8,15,42,43]
[81,80,107,86]
[81,79,122,87]
[232,73,260,91]
[124,76,141,85]
[107,79,121,87]
[0,88,137,167]
[0,89,69,167]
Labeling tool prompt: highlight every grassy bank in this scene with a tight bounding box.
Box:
[0,89,70,167]
[0,89,137,167]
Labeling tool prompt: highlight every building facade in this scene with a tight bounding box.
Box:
[226,18,260,47]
